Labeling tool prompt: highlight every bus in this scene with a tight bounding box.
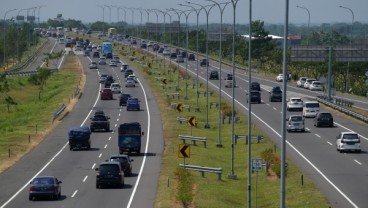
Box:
[56,27,64,37]
[102,42,113,58]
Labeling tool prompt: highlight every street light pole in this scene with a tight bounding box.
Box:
[206,0,231,148]
[97,5,106,33]
[339,5,354,93]
[179,3,203,112]
[134,8,143,46]
[296,5,310,45]
[187,1,216,129]
[104,5,112,23]
[37,5,45,26]
[149,9,159,63]
[3,8,17,69]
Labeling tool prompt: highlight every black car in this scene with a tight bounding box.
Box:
[314,112,334,127]
[269,86,282,102]
[225,73,233,80]
[181,51,187,58]
[90,114,110,132]
[104,76,115,88]
[93,51,100,58]
[250,82,261,91]
[124,69,134,78]
[158,47,164,53]
[170,52,177,59]
[200,58,209,67]
[109,154,133,176]
[188,53,195,61]
[119,93,132,106]
[247,91,261,103]
[95,162,124,188]
[209,71,219,80]
[29,176,62,200]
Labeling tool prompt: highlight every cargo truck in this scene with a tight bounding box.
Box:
[118,122,143,155]
[68,126,91,150]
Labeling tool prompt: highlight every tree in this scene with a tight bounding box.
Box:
[0,74,17,112]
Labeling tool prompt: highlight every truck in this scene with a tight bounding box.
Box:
[107,27,116,38]
[68,126,91,151]
[118,122,143,155]
[102,42,113,58]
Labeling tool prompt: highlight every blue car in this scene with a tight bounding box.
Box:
[126,98,140,111]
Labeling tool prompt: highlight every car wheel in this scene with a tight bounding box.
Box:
[29,196,34,201]
[87,145,91,150]
[96,184,100,189]
[315,122,318,127]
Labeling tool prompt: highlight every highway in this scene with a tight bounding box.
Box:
[0,39,164,208]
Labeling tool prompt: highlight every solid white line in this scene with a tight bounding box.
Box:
[354,160,362,165]
[71,190,78,198]
[83,176,88,182]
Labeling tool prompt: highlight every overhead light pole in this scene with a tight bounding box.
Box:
[156,9,170,75]
[96,5,106,33]
[118,7,127,35]
[3,8,17,69]
[134,8,143,46]
[37,5,45,26]
[104,5,112,23]
[296,5,310,45]
[16,8,27,62]
[339,5,354,93]
[187,1,216,129]
[149,9,159,62]
[206,0,231,148]
[179,3,204,112]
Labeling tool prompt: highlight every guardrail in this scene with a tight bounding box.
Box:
[316,96,368,123]
[177,117,188,124]
[52,104,66,122]
[235,134,264,144]
[165,92,180,99]
[179,164,223,180]
[178,134,207,147]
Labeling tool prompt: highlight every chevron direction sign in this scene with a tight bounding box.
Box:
[179,144,190,158]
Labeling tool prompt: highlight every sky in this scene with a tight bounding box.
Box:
[1,0,367,26]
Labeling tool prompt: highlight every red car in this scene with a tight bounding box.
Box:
[100,88,113,100]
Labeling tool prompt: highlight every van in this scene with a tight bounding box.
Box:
[95,162,124,188]
[303,101,320,118]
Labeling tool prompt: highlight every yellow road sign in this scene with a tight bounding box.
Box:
[162,79,168,85]
[179,144,190,158]
[176,103,183,112]
[187,116,197,127]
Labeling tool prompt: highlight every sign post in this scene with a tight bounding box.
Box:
[252,158,262,208]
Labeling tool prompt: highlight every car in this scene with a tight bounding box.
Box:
[98,57,107,65]
[113,55,121,63]
[84,50,90,56]
[188,53,195,61]
[99,74,108,83]
[247,91,261,103]
[158,47,164,53]
[225,80,234,88]
[119,93,132,106]
[225,73,233,80]
[269,86,282,102]
[286,115,305,132]
[314,112,334,127]
[29,176,62,200]
[104,76,115,88]
[90,114,110,132]
[309,81,323,91]
[100,88,113,100]
[276,74,283,82]
[94,109,106,116]
[181,51,187,58]
[303,101,320,118]
[297,77,308,87]
[124,69,134,78]
[93,51,100,58]
[126,97,140,111]
[127,74,138,83]
[200,58,209,67]
[336,132,361,153]
[89,61,97,69]
[250,82,261,91]
[175,55,184,62]
[170,52,177,59]
[120,63,129,72]
[109,60,117,67]
[125,78,136,87]
[209,70,219,80]
[287,97,303,111]
[140,43,147,48]
[110,83,121,94]
[303,78,316,89]
[95,161,124,188]
[163,50,170,56]
[109,154,133,176]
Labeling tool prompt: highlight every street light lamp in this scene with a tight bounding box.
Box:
[3,8,17,69]
[339,5,354,93]
[186,1,216,129]
[296,5,310,45]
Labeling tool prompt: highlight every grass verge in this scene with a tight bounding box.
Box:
[0,55,85,172]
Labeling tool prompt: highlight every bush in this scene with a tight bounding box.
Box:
[175,168,193,207]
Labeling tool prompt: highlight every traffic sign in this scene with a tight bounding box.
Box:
[252,158,262,171]
[187,116,196,127]
[176,103,183,113]
[162,79,168,85]
[179,144,190,158]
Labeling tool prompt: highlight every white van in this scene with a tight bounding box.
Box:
[303,101,320,118]
[110,83,121,94]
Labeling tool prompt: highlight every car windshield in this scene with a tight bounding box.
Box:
[290,116,303,121]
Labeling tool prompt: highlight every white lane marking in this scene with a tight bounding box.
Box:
[273,107,277,111]
[91,163,96,170]
[115,124,118,127]
[266,103,270,106]
[119,113,121,117]
[98,153,102,158]
[83,176,88,182]
[354,160,362,165]
[108,137,112,141]
[71,190,78,198]
[117,118,119,122]
[315,134,321,138]
[127,74,152,208]
[104,144,108,149]
[306,128,310,131]
[327,141,333,146]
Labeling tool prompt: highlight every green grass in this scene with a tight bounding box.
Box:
[119,48,331,208]
[0,56,82,171]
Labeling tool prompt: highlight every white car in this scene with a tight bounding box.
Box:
[120,63,129,72]
[297,77,307,87]
[303,79,316,89]
[336,132,361,153]
[309,81,323,91]
[287,97,303,111]
[163,50,171,56]
[286,115,305,132]
[109,60,117,67]
[276,74,283,82]
[110,83,121,94]
[127,74,138,83]
[303,101,320,118]
[125,78,135,87]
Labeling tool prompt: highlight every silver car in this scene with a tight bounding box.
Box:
[286,115,305,132]
[336,132,361,153]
